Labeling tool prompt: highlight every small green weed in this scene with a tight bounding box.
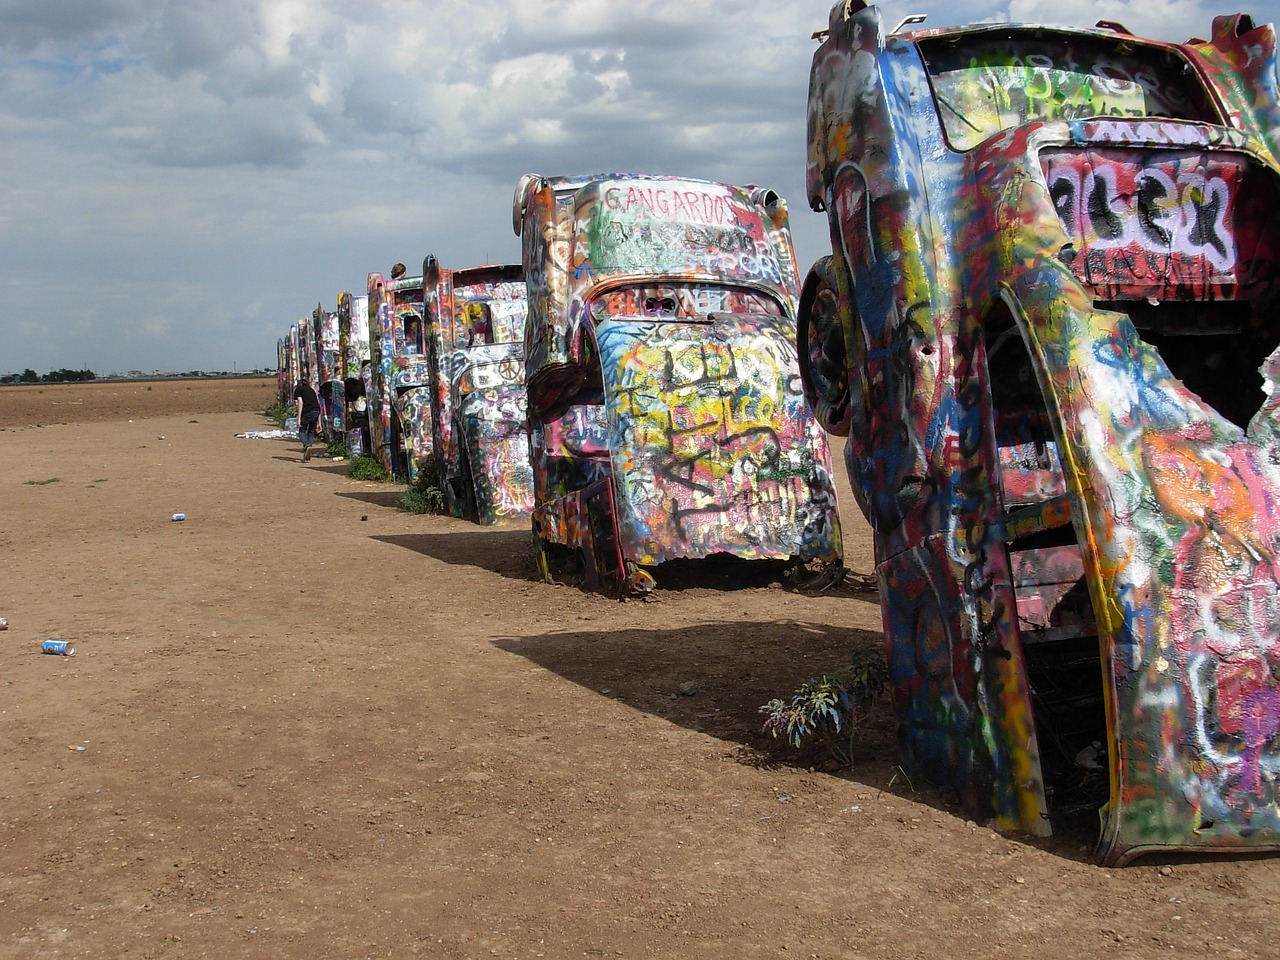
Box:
[399,459,444,514]
[346,455,388,482]
[24,477,61,486]
[264,399,291,427]
[760,645,889,768]
[327,440,349,459]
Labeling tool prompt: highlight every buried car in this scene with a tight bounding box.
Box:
[311,301,343,443]
[337,290,371,457]
[801,1,1280,863]
[514,172,843,594]
[422,257,534,524]
[366,268,432,481]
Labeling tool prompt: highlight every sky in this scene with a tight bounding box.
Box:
[1,0,1271,375]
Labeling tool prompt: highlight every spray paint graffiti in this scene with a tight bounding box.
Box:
[366,271,433,481]
[803,2,1280,863]
[277,333,294,407]
[311,303,344,441]
[337,291,371,456]
[515,172,842,594]
[422,259,534,524]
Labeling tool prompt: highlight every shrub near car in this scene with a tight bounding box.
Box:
[802,1,1280,863]
[515,172,843,595]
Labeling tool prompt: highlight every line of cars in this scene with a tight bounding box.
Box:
[280,261,539,527]
[276,1,1280,865]
[277,176,844,574]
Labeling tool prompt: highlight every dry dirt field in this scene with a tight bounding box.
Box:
[1,378,1277,959]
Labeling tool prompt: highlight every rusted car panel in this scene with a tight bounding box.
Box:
[422,258,534,524]
[366,271,432,481]
[803,1,1280,863]
[516,173,842,593]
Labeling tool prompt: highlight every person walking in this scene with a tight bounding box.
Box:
[293,378,321,462]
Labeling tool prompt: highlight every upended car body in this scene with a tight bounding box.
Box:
[515,172,843,594]
[422,257,534,524]
[802,0,1280,863]
[277,332,295,408]
[311,302,343,442]
[366,270,433,481]
[337,291,371,457]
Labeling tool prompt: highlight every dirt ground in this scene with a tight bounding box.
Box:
[1,378,1277,959]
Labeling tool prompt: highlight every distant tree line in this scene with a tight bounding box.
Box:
[0,368,97,384]
[1,368,270,384]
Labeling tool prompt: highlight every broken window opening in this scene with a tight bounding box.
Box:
[1102,300,1277,430]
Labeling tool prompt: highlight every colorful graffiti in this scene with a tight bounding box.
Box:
[804,1,1280,863]
[1042,149,1277,303]
[366,270,433,481]
[337,291,371,457]
[311,303,343,440]
[515,173,842,593]
[277,332,296,408]
[422,260,534,524]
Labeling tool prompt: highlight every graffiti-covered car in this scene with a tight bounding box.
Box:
[311,302,343,443]
[514,172,843,594]
[422,257,534,524]
[802,0,1280,863]
[367,268,432,481]
[277,332,294,408]
[337,290,371,456]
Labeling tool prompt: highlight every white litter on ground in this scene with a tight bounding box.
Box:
[235,429,299,440]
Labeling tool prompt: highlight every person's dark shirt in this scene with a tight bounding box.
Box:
[293,381,320,418]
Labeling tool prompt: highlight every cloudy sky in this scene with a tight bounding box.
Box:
[0,0,1260,374]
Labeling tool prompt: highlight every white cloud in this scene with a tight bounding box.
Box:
[0,0,1275,373]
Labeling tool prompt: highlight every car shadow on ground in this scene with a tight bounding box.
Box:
[496,617,893,767]
[643,557,806,592]
[643,557,879,601]
[336,489,406,510]
[307,462,355,476]
[495,618,1099,862]
[374,528,539,582]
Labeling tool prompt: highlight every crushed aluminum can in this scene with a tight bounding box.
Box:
[42,639,75,656]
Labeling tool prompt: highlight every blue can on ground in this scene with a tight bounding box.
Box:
[42,639,75,656]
